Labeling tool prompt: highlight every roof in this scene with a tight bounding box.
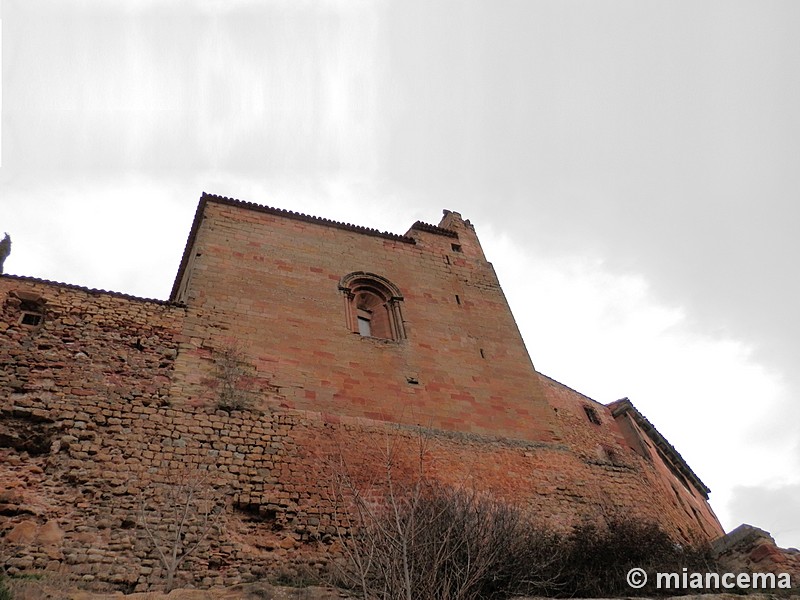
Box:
[169,193,458,301]
[408,220,459,238]
[608,397,711,498]
[0,273,172,305]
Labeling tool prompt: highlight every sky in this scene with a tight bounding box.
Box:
[1,0,798,548]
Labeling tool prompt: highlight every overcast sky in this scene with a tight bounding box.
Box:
[2,0,798,548]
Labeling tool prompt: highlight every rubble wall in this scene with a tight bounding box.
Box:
[0,199,724,592]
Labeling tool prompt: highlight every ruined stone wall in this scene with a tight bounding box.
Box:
[539,375,724,540]
[1,276,722,592]
[0,276,186,589]
[0,199,724,592]
[714,525,800,584]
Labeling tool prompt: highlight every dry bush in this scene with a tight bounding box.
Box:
[212,344,256,411]
[555,515,719,597]
[324,431,722,599]
[2,571,75,600]
[327,434,562,600]
[138,467,229,592]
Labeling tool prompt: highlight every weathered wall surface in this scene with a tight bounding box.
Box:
[170,199,560,442]
[0,276,186,589]
[0,198,724,592]
[540,376,723,541]
[0,280,721,591]
[714,525,800,584]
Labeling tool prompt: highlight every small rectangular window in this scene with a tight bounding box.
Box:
[357,316,372,337]
[583,406,601,425]
[21,313,43,326]
[451,243,462,252]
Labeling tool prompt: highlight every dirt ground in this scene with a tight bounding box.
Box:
[2,576,798,600]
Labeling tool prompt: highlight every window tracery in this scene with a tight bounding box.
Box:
[339,272,406,341]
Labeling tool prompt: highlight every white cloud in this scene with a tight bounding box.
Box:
[729,484,800,550]
[483,229,798,546]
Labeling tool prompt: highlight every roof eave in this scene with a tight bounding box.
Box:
[609,398,712,498]
[169,194,209,302]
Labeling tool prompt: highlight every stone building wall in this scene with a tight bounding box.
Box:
[169,198,560,442]
[540,376,722,541]
[0,196,725,592]
[0,277,186,589]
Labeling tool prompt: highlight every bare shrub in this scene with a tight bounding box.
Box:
[0,577,10,600]
[324,431,722,599]
[212,344,256,411]
[137,467,228,592]
[327,433,562,600]
[555,515,719,597]
[2,571,76,600]
[390,485,562,600]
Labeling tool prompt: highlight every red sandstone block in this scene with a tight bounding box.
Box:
[750,544,786,563]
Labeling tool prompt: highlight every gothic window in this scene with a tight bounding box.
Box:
[339,272,406,341]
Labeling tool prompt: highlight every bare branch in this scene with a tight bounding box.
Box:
[322,429,565,600]
[136,466,228,592]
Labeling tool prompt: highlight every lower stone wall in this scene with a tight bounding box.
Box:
[2,396,718,592]
[0,276,723,592]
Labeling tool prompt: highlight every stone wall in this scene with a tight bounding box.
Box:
[0,198,725,592]
[169,198,560,442]
[0,276,186,590]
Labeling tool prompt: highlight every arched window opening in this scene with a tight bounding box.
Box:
[339,272,406,341]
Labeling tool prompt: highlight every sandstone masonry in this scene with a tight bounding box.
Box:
[1,193,724,592]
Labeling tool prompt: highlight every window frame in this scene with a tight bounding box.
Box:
[339,272,406,341]
[583,405,601,425]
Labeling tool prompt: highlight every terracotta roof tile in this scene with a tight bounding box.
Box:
[409,220,459,238]
[203,193,418,243]
[171,193,424,300]
[0,273,172,305]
